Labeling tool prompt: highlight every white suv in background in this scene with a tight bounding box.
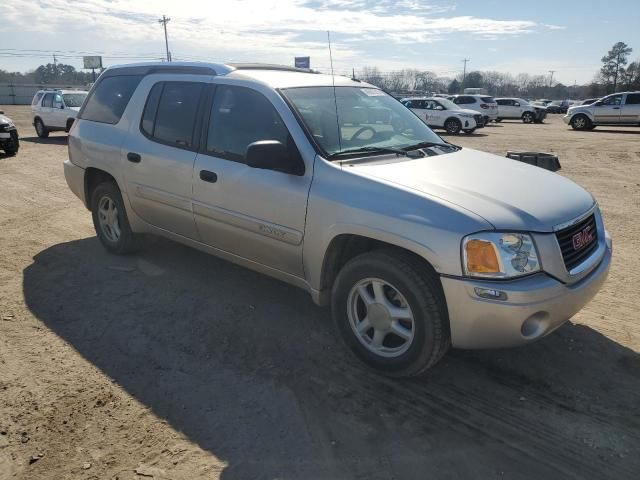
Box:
[31,89,88,138]
[495,98,547,123]
[448,94,498,124]
[401,97,483,134]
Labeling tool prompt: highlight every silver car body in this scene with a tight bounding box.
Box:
[64,62,611,349]
[564,91,640,126]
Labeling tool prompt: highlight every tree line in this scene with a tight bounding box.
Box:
[0,63,96,85]
[358,41,638,99]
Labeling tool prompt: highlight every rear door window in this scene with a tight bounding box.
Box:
[480,96,495,103]
[42,93,53,108]
[455,96,475,105]
[140,81,204,150]
[80,75,143,124]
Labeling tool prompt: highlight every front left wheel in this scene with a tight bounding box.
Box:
[522,112,534,123]
[91,181,139,254]
[331,249,450,377]
[444,118,462,134]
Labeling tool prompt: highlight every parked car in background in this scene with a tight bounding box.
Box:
[31,89,88,138]
[495,98,546,123]
[401,97,483,134]
[564,91,640,130]
[64,62,612,377]
[0,110,19,155]
[448,94,498,124]
[545,100,570,114]
[581,98,600,105]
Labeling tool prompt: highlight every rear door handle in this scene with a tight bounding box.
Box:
[127,152,141,163]
[200,170,218,183]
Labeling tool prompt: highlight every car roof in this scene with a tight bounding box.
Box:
[102,61,373,90]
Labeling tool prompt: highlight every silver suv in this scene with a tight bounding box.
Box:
[64,62,612,376]
[564,91,640,130]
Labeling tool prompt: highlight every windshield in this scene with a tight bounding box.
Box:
[281,86,442,157]
[62,93,87,108]
[433,98,460,110]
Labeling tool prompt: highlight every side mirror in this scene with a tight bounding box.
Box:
[514,102,520,107]
[245,140,304,176]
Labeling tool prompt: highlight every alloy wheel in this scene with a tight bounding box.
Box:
[347,278,415,358]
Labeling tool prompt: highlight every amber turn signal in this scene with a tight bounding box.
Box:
[465,239,500,274]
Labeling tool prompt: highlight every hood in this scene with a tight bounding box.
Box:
[0,114,14,125]
[349,148,594,232]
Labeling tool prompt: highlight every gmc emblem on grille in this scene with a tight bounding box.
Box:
[572,225,594,250]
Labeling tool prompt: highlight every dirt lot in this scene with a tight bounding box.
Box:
[0,106,639,480]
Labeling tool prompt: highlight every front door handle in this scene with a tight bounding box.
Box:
[127,152,141,163]
[200,170,218,183]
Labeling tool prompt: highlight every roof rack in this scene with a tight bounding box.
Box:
[228,63,319,74]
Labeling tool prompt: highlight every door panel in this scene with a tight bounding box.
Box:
[122,79,206,239]
[593,94,622,123]
[620,93,640,123]
[192,84,311,276]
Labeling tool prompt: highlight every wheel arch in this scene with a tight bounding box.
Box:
[84,167,120,210]
[315,230,441,306]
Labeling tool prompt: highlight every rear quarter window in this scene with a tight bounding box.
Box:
[625,93,640,105]
[79,75,143,124]
[32,92,44,106]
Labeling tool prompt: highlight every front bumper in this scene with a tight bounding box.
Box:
[441,239,612,349]
[64,159,86,206]
[562,114,572,124]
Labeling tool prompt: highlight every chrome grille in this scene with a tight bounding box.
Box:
[555,214,598,271]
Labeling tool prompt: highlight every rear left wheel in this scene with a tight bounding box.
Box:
[34,118,49,138]
[331,249,450,377]
[91,181,139,254]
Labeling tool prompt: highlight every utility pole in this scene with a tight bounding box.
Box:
[158,15,172,62]
[53,54,58,79]
[462,58,470,87]
[548,70,555,89]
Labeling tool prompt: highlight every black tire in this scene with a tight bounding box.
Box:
[494,118,502,123]
[90,181,139,254]
[463,128,476,134]
[483,116,490,125]
[34,118,49,138]
[571,114,591,131]
[3,131,19,155]
[65,118,74,133]
[444,118,462,135]
[331,249,450,377]
[522,111,534,123]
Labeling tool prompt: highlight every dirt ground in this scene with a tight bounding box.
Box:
[0,105,639,480]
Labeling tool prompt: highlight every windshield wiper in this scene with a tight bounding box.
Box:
[402,141,459,151]
[329,146,424,159]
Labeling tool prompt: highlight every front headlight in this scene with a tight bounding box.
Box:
[459,113,474,118]
[462,232,540,278]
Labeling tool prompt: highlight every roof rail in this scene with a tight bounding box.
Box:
[101,62,234,79]
[228,63,319,74]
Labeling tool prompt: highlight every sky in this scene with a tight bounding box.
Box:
[1,0,639,84]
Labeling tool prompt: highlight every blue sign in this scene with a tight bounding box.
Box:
[295,57,310,69]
